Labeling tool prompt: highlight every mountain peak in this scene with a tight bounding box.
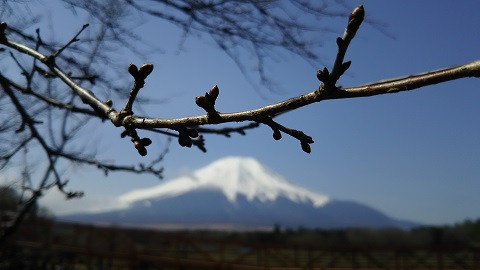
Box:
[119,156,329,207]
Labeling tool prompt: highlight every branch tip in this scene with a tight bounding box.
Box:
[209,85,219,102]
[272,129,282,140]
[128,63,139,78]
[301,141,312,154]
[138,63,154,78]
[347,5,365,33]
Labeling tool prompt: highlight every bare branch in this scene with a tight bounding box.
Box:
[2,5,479,154]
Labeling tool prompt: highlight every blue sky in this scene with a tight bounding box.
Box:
[4,1,479,225]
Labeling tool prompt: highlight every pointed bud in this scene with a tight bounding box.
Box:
[273,130,282,140]
[323,67,330,76]
[209,85,219,103]
[195,96,208,109]
[342,61,351,73]
[105,99,113,106]
[347,5,365,33]
[138,64,154,78]
[140,138,152,146]
[128,64,138,78]
[301,141,311,154]
[336,37,344,48]
[316,67,330,83]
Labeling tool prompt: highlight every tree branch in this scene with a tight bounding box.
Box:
[1,5,479,155]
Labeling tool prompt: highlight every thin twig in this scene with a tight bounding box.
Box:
[51,24,89,59]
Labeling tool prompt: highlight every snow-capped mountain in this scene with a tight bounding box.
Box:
[119,156,329,207]
[61,156,418,229]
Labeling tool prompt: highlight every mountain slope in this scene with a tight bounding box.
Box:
[61,156,418,229]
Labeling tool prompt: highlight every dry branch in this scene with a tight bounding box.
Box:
[1,6,479,155]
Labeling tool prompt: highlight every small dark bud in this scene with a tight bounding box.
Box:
[138,64,154,78]
[128,64,138,78]
[322,67,330,76]
[316,67,330,83]
[134,140,147,156]
[195,96,208,109]
[186,129,199,138]
[105,99,113,106]
[273,130,282,140]
[209,85,219,102]
[120,130,128,138]
[347,5,365,33]
[137,146,147,156]
[336,37,344,48]
[140,138,152,146]
[178,133,192,148]
[301,141,311,154]
[341,61,351,73]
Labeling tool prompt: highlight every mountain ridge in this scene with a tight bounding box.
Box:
[119,156,329,207]
[60,156,419,230]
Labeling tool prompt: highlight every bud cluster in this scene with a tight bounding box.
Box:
[178,128,199,148]
[195,85,219,115]
[133,137,152,156]
[128,63,154,81]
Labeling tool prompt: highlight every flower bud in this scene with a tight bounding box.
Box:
[195,96,208,109]
[341,61,351,73]
[209,85,219,102]
[138,64,154,78]
[316,67,330,82]
[301,141,311,153]
[134,140,147,156]
[273,130,282,140]
[128,64,138,77]
[178,133,192,148]
[140,138,152,146]
[347,5,364,33]
[137,147,147,156]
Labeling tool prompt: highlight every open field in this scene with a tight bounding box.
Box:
[1,220,479,269]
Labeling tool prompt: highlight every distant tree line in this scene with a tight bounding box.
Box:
[240,220,480,248]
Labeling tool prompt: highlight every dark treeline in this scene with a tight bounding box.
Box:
[210,219,480,248]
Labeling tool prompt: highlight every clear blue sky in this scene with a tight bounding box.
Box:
[5,1,479,225]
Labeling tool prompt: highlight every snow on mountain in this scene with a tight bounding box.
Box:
[119,156,329,207]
